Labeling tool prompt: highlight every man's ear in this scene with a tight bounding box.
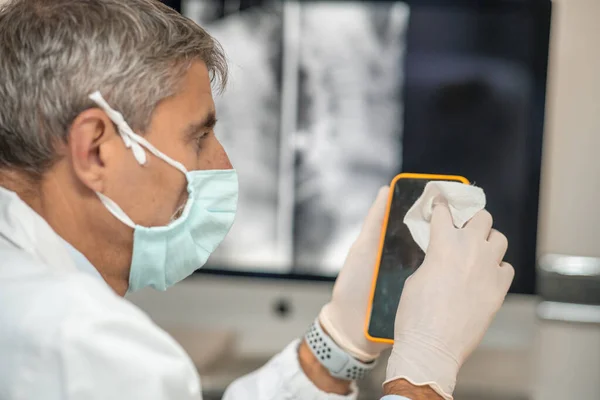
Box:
[68,109,119,193]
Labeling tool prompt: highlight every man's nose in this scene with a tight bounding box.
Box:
[216,140,233,169]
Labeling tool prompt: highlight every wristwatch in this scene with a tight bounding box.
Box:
[304,318,377,381]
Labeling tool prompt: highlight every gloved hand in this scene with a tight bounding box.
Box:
[319,186,391,362]
[385,205,515,399]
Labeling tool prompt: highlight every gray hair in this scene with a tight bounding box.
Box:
[0,0,227,175]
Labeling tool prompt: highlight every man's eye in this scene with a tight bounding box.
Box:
[196,132,210,148]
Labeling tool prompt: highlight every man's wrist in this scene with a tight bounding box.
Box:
[298,339,352,395]
[318,309,381,363]
[386,337,458,399]
[383,379,444,400]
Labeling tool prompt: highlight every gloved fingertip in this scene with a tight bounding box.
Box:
[360,186,391,234]
[377,185,390,199]
[431,195,449,208]
[430,202,453,227]
[374,186,391,211]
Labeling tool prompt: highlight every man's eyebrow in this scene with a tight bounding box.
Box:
[185,110,218,137]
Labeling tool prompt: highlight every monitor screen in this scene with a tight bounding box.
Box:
[179,0,551,295]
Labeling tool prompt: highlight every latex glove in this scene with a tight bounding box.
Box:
[319,186,391,362]
[386,205,515,399]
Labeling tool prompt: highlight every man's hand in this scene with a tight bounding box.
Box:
[319,186,391,362]
[386,205,515,399]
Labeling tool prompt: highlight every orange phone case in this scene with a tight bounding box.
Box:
[364,173,470,344]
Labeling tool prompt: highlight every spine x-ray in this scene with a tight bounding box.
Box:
[183,0,409,275]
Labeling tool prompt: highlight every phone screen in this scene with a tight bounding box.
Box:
[367,175,466,341]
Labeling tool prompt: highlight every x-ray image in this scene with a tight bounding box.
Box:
[183,1,288,271]
[292,2,409,274]
[181,1,409,275]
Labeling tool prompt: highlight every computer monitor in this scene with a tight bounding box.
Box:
[178,0,550,295]
[130,0,550,359]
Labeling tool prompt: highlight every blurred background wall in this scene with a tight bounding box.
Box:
[534,0,600,398]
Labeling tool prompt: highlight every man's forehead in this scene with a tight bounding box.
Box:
[184,62,213,93]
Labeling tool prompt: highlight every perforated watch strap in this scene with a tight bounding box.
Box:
[304,318,376,381]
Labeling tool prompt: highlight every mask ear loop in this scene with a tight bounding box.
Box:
[88,91,188,176]
[96,192,136,229]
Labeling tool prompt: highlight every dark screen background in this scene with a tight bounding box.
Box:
[368,178,427,340]
[400,0,551,294]
[161,0,181,12]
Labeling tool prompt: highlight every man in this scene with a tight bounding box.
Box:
[0,1,514,399]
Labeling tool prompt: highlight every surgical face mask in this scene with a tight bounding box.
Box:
[88,91,238,292]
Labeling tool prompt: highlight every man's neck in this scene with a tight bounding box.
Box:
[1,168,132,296]
[0,169,42,205]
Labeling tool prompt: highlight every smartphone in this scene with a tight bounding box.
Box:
[365,173,469,343]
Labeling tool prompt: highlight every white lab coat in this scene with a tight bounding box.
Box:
[0,186,357,400]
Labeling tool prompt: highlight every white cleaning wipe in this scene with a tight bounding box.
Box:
[404,181,486,251]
